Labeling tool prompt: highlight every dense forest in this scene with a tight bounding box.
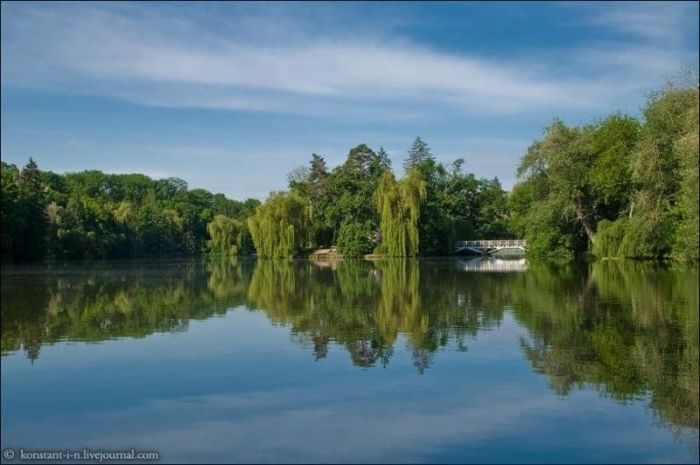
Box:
[0,162,261,260]
[0,140,512,261]
[1,77,697,261]
[512,76,698,260]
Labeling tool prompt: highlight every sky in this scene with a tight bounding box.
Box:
[1,1,698,200]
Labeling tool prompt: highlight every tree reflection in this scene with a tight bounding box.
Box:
[245,259,509,371]
[511,260,698,448]
[1,259,252,360]
[1,257,697,442]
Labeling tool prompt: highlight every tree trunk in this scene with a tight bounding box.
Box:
[576,203,596,245]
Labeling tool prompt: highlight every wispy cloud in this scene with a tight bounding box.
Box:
[1,2,695,119]
[583,1,697,43]
[1,2,697,198]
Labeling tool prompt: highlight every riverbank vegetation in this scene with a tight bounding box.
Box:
[512,74,698,260]
[0,163,260,260]
[1,76,697,261]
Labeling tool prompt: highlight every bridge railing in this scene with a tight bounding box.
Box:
[454,240,527,249]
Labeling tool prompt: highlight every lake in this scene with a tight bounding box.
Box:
[1,258,698,463]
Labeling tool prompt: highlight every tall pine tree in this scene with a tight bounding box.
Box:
[403,137,435,172]
[15,158,48,260]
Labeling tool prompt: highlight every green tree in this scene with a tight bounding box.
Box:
[475,177,512,239]
[2,162,259,260]
[403,136,435,173]
[0,162,21,259]
[248,191,311,258]
[336,220,375,257]
[325,144,390,249]
[374,169,427,257]
[207,214,243,256]
[514,114,642,259]
[15,158,48,260]
[593,78,698,259]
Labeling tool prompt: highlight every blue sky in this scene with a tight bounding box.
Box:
[1,1,698,200]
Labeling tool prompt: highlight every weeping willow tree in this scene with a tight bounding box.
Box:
[248,191,312,258]
[206,214,243,256]
[373,169,426,257]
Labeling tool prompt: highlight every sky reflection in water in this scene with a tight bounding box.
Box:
[1,258,698,463]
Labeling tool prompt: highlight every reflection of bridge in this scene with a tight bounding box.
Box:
[456,257,528,272]
[454,240,527,256]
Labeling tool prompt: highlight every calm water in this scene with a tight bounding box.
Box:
[1,258,698,463]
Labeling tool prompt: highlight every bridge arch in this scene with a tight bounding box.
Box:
[454,240,527,256]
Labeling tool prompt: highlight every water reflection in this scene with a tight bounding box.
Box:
[1,258,697,448]
[456,257,528,272]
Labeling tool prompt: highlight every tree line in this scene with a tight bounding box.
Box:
[0,162,260,260]
[511,75,698,260]
[247,75,697,260]
[250,140,513,258]
[1,76,697,261]
[0,139,512,260]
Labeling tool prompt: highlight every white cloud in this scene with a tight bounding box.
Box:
[1,3,695,119]
[583,1,697,43]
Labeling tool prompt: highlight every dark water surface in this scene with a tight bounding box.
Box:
[1,258,698,463]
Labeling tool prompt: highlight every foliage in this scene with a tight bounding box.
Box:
[404,136,435,172]
[0,159,48,260]
[248,191,311,258]
[513,76,698,260]
[592,219,628,258]
[281,139,513,257]
[2,74,696,262]
[625,79,698,258]
[0,161,258,261]
[207,214,244,256]
[514,120,600,256]
[593,78,699,259]
[374,169,427,256]
[336,220,375,257]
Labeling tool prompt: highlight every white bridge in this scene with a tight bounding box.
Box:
[454,240,527,256]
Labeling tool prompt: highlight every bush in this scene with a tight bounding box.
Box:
[336,220,374,257]
[593,219,628,258]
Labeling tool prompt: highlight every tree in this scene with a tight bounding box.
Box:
[588,114,640,219]
[401,138,451,255]
[207,215,243,256]
[287,165,310,194]
[325,144,390,248]
[475,177,512,239]
[1,162,21,259]
[308,154,329,192]
[336,220,375,257]
[516,116,643,258]
[344,144,390,177]
[15,158,48,260]
[520,120,598,246]
[1,162,259,260]
[593,77,698,259]
[374,169,427,256]
[626,81,698,258]
[248,191,311,258]
[404,137,435,173]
